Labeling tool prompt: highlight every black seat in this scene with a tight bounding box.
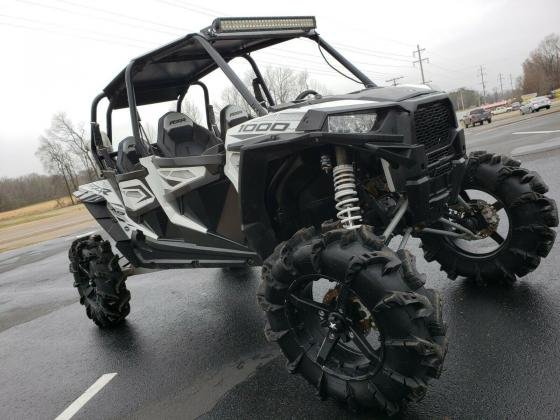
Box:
[157,112,222,158]
[116,137,140,173]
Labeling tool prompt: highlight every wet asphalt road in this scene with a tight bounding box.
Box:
[1,111,560,419]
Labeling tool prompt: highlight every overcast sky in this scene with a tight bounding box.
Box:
[0,0,558,177]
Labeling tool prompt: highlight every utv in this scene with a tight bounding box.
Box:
[69,16,558,415]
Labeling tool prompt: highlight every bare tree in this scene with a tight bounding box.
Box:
[35,137,79,204]
[44,113,97,181]
[217,66,329,114]
[180,98,203,124]
[219,82,254,115]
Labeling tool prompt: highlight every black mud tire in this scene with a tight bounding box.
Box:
[421,151,558,285]
[69,235,130,328]
[257,226,447,415]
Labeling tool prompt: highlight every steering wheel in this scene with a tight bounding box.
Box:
[294,89,320,101]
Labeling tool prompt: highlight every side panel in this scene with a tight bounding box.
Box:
[74,180,157,240]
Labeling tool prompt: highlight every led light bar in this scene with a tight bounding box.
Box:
[213,16,316,33]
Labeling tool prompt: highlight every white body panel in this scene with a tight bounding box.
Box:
[74,180,157,239]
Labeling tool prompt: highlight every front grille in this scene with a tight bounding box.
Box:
[427,147,451,164]
[414,101,454,164]
[431,162,452,178]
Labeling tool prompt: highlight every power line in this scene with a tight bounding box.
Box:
[333,42,413,59]
[0,19,146,49]
[0,13,150,47]
[412,44,429,84]
[385,76,404,86]
[509,73,515,92]
[15,0,179,36]
[155,0,226,17]
[55,0,187,32]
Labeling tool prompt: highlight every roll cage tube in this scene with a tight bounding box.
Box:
[177,81,212,130]
[90,92,106,170]
[106,101,114,141]
[243,54,275,107]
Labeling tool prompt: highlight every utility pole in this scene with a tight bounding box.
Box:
[413,44,429,84]
[385,76,404,86]
[497,73,504,99]
[509,73,514,94]
[478,65,487,103]
[459,90,465,110]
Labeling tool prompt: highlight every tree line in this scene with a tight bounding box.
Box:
[520,33,560,95]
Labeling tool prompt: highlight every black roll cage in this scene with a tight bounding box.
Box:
[90,29,376,170]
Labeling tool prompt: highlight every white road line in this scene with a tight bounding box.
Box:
[512,130,560,135]
[54,373,117,420]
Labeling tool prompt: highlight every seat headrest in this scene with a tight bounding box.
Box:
[160,112,194,140]
[220,105,250,140]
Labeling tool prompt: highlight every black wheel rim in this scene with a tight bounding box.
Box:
[285,274,383,380]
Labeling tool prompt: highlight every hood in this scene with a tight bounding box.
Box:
[270,84,438,112]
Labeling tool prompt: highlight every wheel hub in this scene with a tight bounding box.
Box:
[327,313,346,332]
[455,199,500,239]
[322,287,374,335]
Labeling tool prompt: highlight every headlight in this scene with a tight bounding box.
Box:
[327,113,377,134]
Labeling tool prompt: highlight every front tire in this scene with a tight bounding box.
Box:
[421,151,558,285]
[258,226,447,415]
[69,235,131,327]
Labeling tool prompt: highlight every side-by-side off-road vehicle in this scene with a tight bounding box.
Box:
[69,17,558,415]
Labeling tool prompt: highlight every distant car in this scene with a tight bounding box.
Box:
[462,107,492,127]
[492,107,508,115]
[520,97,552,114]
[511,102,520,111]
[520,103,532,115]
[530,96,551,112]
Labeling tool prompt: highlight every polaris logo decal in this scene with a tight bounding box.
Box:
[170,118,187,125]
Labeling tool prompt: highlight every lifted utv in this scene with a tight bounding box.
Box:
[69,16,558,415]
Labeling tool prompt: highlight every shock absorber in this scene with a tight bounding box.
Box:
[332,148,362,230]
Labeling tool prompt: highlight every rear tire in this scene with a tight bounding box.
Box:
[69,235,130,328]
[258,226,447,415]
[421,151,558,285]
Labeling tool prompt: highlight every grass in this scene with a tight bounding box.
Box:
[0,197,83,229]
